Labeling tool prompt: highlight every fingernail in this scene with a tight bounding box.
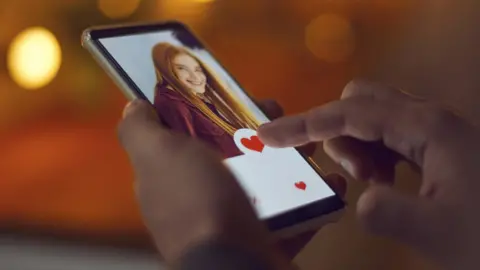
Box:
[340,160,354,176]
[123,100,140,119]
[259,121,277,131]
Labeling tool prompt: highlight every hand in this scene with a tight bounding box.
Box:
[118,99,282,268]
[258,80,480,270]
[118,98,345,268]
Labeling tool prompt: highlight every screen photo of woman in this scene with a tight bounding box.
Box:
[151,43,262,158]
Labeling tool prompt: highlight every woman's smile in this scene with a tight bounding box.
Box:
[173,53,207,94]
[187,78,205,86]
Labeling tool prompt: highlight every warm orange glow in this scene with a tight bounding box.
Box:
[305,14,356,63]
[98,0,141,19]
[156,0,213,21]
[0,3,429,270]
[7,27,62,90]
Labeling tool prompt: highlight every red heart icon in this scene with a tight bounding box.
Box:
[295,181,307,191]
[240,135,265,153]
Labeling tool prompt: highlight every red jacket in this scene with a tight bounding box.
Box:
[153,86,243,158]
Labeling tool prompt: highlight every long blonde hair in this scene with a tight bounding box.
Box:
[152,42,260,135]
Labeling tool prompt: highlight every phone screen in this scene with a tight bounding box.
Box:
[97,26,337,220]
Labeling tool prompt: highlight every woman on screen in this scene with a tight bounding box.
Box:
[151,42,260,158]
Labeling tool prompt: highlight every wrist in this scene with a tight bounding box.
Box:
[175,241,273,270]
[173,238,294,270]
[150,218,291,270]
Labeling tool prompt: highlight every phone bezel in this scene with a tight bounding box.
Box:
[82,21,345,232]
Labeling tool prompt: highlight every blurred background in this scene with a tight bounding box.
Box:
[1,0,479,269]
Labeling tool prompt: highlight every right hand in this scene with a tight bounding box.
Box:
[258,80,480,270]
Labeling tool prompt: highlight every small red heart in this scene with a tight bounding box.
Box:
[295,181,307,191]
[240,135,265,153]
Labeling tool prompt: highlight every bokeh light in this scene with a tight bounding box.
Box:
[7,27,62,90]
[305,14,356,63]
[98,0,141,19]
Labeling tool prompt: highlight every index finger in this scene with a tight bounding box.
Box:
[258,94,439,166]
[258,97,388,145]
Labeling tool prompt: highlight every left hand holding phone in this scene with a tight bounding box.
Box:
[118,99,346,269]
[119,99,276,267]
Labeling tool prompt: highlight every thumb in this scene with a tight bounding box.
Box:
[118,99,174,158]
[357,186,446,257]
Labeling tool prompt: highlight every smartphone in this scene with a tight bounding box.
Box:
[82,21,344,238]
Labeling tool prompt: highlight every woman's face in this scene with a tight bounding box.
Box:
[172,53,207,94]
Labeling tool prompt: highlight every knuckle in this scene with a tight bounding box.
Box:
[342,80,360,98]
[420,104,458,135]
[371,84,406,102]
[342,79,375,99]
[343,80,402,101]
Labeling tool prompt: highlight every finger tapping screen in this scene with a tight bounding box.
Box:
[99,28,335,219]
